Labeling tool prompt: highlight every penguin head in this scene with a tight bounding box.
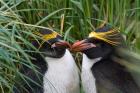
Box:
[72,23,122,59]
[32,29,70,58]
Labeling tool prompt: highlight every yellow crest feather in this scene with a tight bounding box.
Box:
[34,30,59,49]
[35,31,58,41]
[89,28,121,45]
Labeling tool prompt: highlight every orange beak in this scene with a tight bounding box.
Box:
[51,40,71,48]
[71,40,96,52]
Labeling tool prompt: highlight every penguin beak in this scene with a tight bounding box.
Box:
[51,40,71,48]
[71,39,96,52]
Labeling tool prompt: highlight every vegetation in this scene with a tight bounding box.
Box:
[0,0,140,93]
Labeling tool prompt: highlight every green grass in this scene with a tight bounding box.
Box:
[0,0,140,93]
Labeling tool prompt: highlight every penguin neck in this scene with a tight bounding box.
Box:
[82,54,102,69]
[45,49,75,70]
[81,54,102,93]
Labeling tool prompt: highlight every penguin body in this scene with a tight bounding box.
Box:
[72,24,140,93]
[14,29,80,93]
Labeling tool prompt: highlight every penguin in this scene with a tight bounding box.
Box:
[72,23,140,93]
[14,29,80,93]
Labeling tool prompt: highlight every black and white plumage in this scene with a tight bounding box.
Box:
[14,29,80,93]
[72,24,140,93]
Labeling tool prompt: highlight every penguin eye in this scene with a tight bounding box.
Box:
[90,38,101,45]
[96,42,107,48]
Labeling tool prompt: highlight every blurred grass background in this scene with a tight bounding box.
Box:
[0,0,140,93]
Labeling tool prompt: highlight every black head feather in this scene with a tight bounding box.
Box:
[32,29,67,58]
[83,24,123,59]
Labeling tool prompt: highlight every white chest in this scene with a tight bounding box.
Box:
[82,54,101,93]
[43,49,79,93]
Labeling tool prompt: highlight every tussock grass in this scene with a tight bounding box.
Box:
[0,0,140,92]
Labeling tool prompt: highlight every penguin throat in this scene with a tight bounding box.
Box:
[82,54,102,69]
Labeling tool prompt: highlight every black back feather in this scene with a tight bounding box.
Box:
[92,54,140,93]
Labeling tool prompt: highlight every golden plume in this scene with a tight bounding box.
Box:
[34,29,59,41]
[89,23,121,46]
[33,29,60,48]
